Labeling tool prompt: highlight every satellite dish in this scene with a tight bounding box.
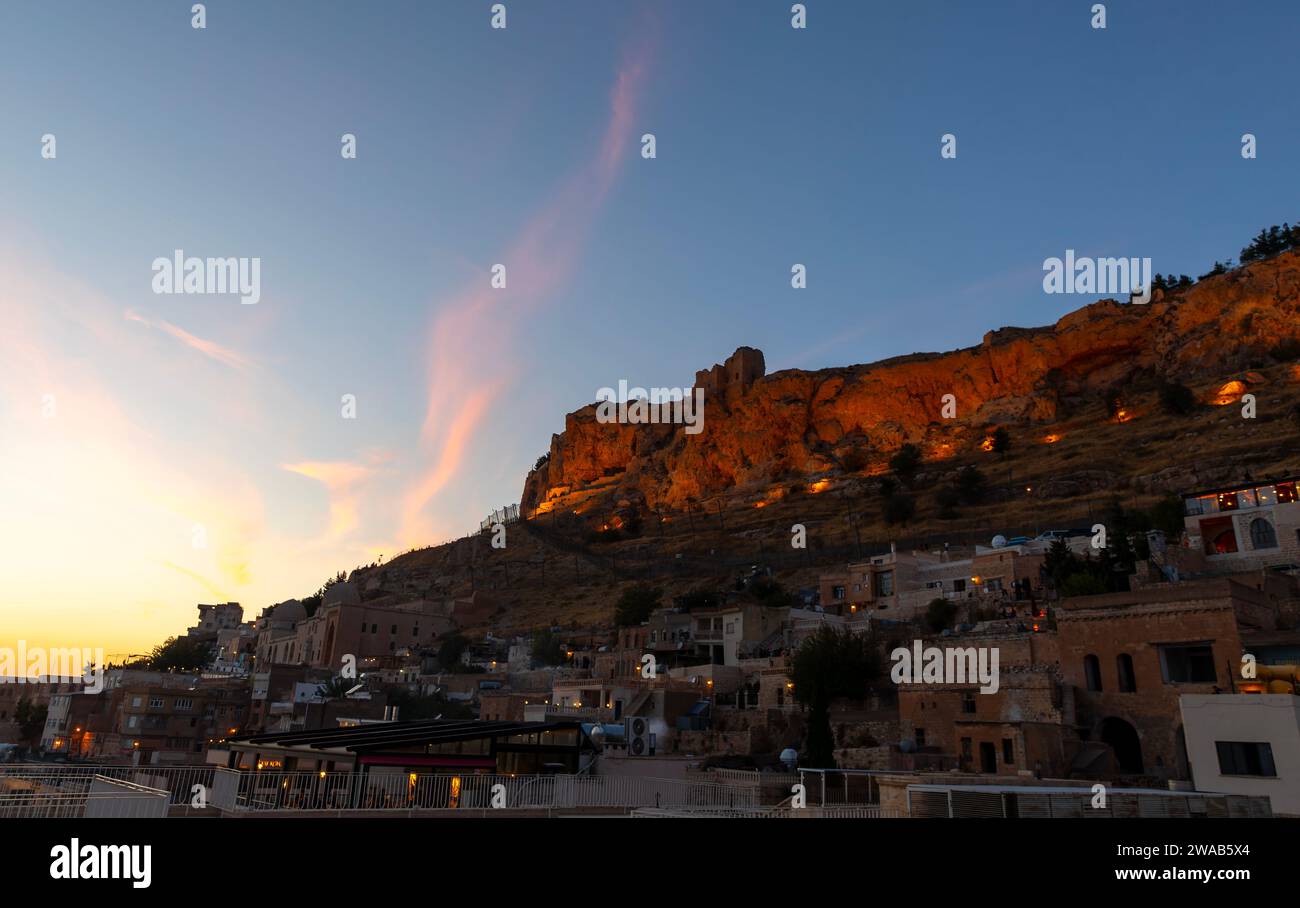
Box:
[899,739,916,753]
[991,535,1008,548]
[779,747,798,769]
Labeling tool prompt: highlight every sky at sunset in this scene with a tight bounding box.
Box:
[1,0,1297,659]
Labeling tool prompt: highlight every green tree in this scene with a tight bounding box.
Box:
[1149,494,1186,540]
[888,443,923,485]
[749,577,796,608]
[1158,379,1196,415]
[615,584,662,626]
[924,597,958,633]
[678,587,721,612]
[935,485,961,518]
[146,636,214,673]
[1043,538,1076,588]
[955,465,987,504]
[436,633,469,670]
[788,626,882,768]
[13,698,47,746]
[991,426,1011,455]
[530,628,565,667]
[1060,571,1108,597]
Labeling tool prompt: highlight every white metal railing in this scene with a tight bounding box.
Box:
[632,806,899,818]
[206,769,760,813]
[0,774,169,818]
[0,764,215,808]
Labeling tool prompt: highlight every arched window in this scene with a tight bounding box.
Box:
[1117,654,1137,692]
[1084,654,1103,692]
[1249,518,1278,549]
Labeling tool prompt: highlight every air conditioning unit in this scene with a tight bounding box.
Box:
[624,716,650,756]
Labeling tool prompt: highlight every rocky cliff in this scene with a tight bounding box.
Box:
[522,251,1300,516]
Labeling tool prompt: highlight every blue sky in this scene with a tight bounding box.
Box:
[1,0,1296,651]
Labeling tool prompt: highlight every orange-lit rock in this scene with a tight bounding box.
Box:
[1212,380,1248,405]
[521,251,1300,513]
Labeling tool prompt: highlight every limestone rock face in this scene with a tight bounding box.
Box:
[521,252,1300,514]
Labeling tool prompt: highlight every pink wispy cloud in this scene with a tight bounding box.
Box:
[399,29,658,546]
[124,309,251,371]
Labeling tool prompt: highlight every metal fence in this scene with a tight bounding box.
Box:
[796,768,892,805]
[699,768,801,806]
[0,763,214,810]
[209,768,762,813]
[632,806,900,818]
[906,785,1274,818]
[0,774,169,818]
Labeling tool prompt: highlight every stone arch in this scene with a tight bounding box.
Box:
[1101,716,1144,774]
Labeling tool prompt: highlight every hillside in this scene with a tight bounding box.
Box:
[355,250,1300,636]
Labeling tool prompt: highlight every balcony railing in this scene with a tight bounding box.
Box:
[0,763,215,810]
[207,768,762,814]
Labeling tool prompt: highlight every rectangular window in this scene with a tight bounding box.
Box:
[1159,644,1217,683]
[832,586,845,601]
[1002,739,1014,764]
[173,698,193,711]
[961,693,976,714]
[1275,482,1297,504]
[1255,486,1277,507]
[914,728,926,748]
[876,572,894,597]
[148,697,164,709]
[953,579,966,593]
[1215,741,1276,777]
